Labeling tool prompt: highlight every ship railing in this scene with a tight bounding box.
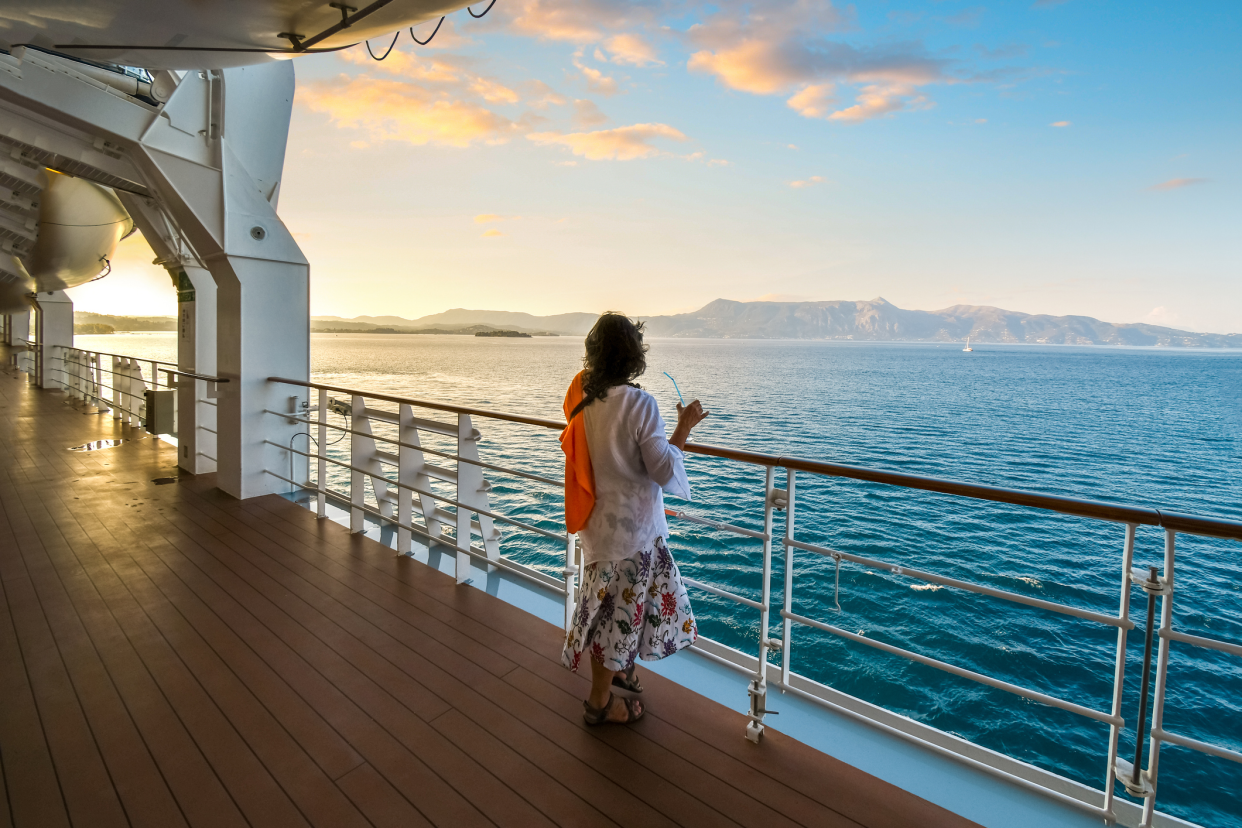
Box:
[267,376,1241,828]
[9,336,37,374]
[54,345,225,465]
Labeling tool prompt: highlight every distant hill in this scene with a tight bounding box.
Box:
[315,300,1240,347]
[74,312,176,331]
[96,301,1233,347]
[638,298,1242,347]
[313,309,598,335]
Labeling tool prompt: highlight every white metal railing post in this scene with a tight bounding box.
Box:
[397,403,415,555]
[563,533,578,630]
[132,360,147,428]
[747,464,779,743]
[110,356,121,420]
[1103,523,1137,818]
[455,412,500,584]
[316,389,327,518]
[349,394,366,533]
[1140,530,1176,828]
[780,468,796,688]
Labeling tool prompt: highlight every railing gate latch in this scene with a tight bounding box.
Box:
[767,488,788,511]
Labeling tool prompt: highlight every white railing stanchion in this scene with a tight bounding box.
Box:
[397,403,415,555]
[781,469,796,689]
[1103,523,1137,819]
[1140,530,1177,828]
[349,394,366,533]
[455,412,500,584]
[316,389,327,518]
[747,464,778,743]
[111,355,122,421]
[564,533,578,630]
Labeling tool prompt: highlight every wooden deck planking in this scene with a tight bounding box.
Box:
[0,359,980,828]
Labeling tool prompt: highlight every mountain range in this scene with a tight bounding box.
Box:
[311,299,1241,347]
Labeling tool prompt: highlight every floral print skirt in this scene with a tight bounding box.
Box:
[562,537,698,674]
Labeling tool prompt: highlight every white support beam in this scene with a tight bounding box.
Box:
[32,289,72,389]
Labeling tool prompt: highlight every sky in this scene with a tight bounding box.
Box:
[70,0,1242,333]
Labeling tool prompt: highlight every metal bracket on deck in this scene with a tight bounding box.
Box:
[1114,757,1154,798]
[746,677,778,743]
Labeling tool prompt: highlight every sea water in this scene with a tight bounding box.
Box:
[78,332,1242,826]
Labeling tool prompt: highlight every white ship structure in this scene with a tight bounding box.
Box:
[0,4,1238,828]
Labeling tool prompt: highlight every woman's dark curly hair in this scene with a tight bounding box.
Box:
[571,312,648,419]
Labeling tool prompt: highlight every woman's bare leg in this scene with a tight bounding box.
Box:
[589,658,641,721]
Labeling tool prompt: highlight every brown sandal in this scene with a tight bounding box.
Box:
[611,663,643,697]
[583,693,644,726]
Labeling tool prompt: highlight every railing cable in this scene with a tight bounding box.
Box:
[410,17,444,45]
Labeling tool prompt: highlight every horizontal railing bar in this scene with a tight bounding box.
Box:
[62,348,177,367]
[665,508,769,541]
[1160,512,1242,541]
[64,356,226,386]
[781,610,1122,726]
[775,681,1114,820]
[270,376,566,430]
[683,577,764,610]
[786,537,1133,629]
[1162,629,1242,658]
[1153,728,1242,765]
[692,442,1163,527]
[62,361,163,386]
[264,379,1242,538]
[268,410,564,488]
[271,443,570,543]
[264,469,567,594]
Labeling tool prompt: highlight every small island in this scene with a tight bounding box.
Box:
[475,330,532,338]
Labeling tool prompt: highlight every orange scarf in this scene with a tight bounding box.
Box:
[560,371,595,534]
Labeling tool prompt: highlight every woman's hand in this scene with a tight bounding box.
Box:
[670,400,709,450]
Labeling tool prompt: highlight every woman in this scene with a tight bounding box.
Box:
[561,312,709,725]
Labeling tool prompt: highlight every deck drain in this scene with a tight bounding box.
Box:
[152,477,178,485]
[68,439,125,452]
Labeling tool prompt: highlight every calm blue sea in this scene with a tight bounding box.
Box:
[80,332,1242,827]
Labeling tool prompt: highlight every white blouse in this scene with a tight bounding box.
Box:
[578,384,692,564]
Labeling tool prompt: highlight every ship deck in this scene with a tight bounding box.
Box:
[0,360,979,828]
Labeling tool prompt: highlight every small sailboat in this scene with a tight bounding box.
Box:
[963,337,973,352]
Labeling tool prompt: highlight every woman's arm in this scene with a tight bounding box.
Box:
[669,400,709,450]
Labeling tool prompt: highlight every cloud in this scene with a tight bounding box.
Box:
[789,175,825,188]
[527,123,688,161]
[523,79,568,108]
[474,214,504,223]
[299,75,517,147]
[573,98,609,127]
[482,229,505,237]
[786,83,836,118]
[1149,178,1208,191]
[468,77,520,104]
[505,0,653,43]
[829,83,929,122]
[574,55,619,95]
[1050,120,1071,127]
[602,33,664,67]
[686,2,952,122]
[340,47,461,82]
